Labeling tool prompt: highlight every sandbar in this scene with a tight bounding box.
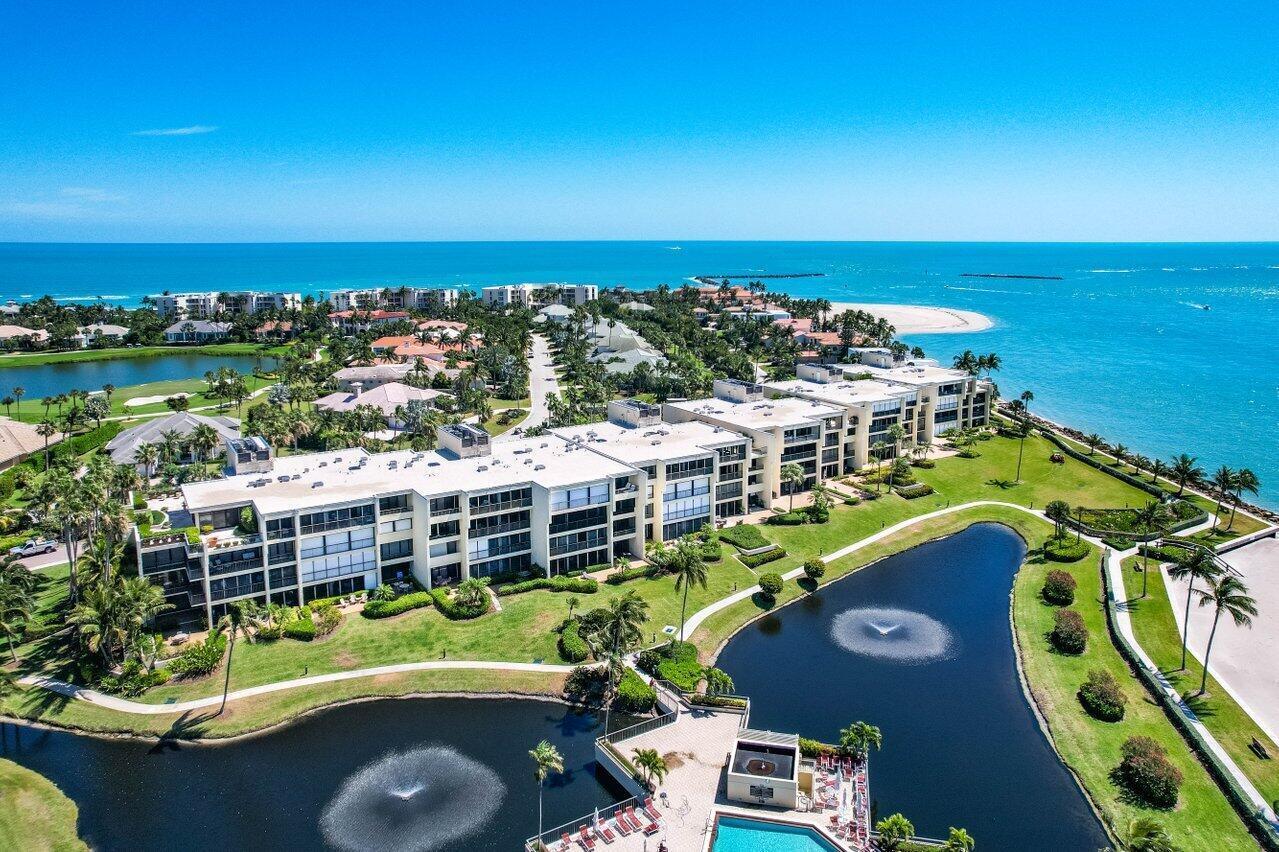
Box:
[830,302,993,335]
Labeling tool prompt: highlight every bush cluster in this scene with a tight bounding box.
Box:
[614,669,657,714]
[893,482,935,499]
[430,587,488,620]
[802,559,826,581]
[1078,668,1127,722]
[557,619,590,663]
[637,641,703,691]
[131,493,147,510]
[362,590,433,619]
[1118,736,1182,808]
[758,572,784,599]
[718,524,770,550]
[1042,569,1077,605]
[168,635,226,678]
[688,693,748,709]
[1044,536,1090,562]
[1050,609,1088,654]
[314,603,342,637]
[738,547,786,569]
[605,564,659,585]
[909,458,936,469]
[497,575,598,596]
[798,737,839,758]
[282,616,317,641]
[765,511,807,526]
[101,661,171,697]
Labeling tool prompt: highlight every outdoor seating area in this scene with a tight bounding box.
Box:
[547,796,665,851]
[811,753,870,850]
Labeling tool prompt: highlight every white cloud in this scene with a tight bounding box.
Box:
[131,125,218,137]
[3,201,92,219]
[60,187,125,203]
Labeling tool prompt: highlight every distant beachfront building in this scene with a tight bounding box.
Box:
[0,325,50,345]
[164,320,232,343]
[150,291,302,319]
[482,283,597,309]
[327,309,411,334]
[72,323,129,348]
[327,287,460,313]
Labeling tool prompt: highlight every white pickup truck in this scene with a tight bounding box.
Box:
[9,538,58,557]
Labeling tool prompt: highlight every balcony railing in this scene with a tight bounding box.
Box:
[378,504,412,516]
[550,535,608,557]
[210,581,265,602]
[208,557,264,577]
[266,528,295,541]
[299,517,372,536]
[468,520,530,538]
[206,532,263,551]
[469,496,532,515]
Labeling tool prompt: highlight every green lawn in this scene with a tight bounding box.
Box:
[0,342,271,369]
[0,759,85,851]
[1118,553,1279,807]
[2,373,275,424]
[482,407,528,436]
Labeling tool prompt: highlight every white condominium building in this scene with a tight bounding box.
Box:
[482,283,598,309]
[327,287,461,312]
[150,291,302,319]
[665,379,845,508]
[553,399,751,546]
[840,352,992,438]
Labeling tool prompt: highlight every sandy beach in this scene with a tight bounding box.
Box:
[830,302,993,334]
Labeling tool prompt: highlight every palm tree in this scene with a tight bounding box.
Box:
[1125,817,1174,852]
[102,383,115,406]
[1014,390,1033,482]
[670,537,708,643]
[189,423,220,465]
[1135,501,1163,598]
[585,590,650,735]
[941,827,976,852]
[1111,443,1129,470]
[0,582,33,663]
[1208,466,1236,530]
[135,443,161,480]
[838,720,883,756]
[11,386,23,418]
[1170,454,1203,497]
[529,740,564,845]
[1084,433,1104,455]
[1148,458,1168,486]
[1044,499,1071,538]
[780,462,805,511]
[632,747,668,790]
[1193,575,1257,695]
[215,603,251,714]
[1168,548,1222,671]
[566,595,580,620]
[885,423,907,490]
[35,420,57,469]
[1227,468,1259,532]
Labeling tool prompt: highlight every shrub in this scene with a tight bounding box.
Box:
[1078,668,1127,722]
[957,448,981,459]
[430,587,488,620]
[497,575,598,596]
[893,482,935,499]
[718,524,770,550]
[843,497,860,506]
[654,642,703,691]
[798,737,838,758]
[1042,569,1077,605]
[688,693,748,709]
[910,458,936,469]
[131,493,147,510]
[370,583,397,602]
[614,668,657,714]
[606,565,659,585]
[168,635,226,678]
[557,619,590,663]
[1118,736,1182,808]
[314,604,342,637]
[803,558,826,581]
[199,523,214,535]
[764,511,807,526]
[282,617,317,641]
[738,547,786,569]
[362,590,433,619]
[101,661,171,697]
[1050,609,1087,654]
[758,572,784,599]
[1044,536,1090,562]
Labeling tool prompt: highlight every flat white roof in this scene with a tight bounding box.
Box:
[181,434,635,516]
[552,419,743,465]
[666,395,841,431]
[765,377,912,407]
[843,362,973,387]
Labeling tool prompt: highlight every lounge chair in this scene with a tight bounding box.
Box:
[643,797,662,822]
[642,821,660,836]
[611,816,632,837]
[579,826,596,850]
[561,832,573,851]
[624,806,644,832]
[595,822,615,844]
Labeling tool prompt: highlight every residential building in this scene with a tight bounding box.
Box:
[146,424,638,627]
[332,362,459,391]
[839,352,992,438]
[72,323,129,348]
[106,412,240,471]
[0,419,61,471]
[0,325,49,344]
[254,320,296,341]
[553,399,751,545]
[665,379,844,506]
[150,291,301,319]
[328,287,460,312]
[327,309,411,334]
[482,283,597,309]
[313,382,451,429]
[164,319,232,343]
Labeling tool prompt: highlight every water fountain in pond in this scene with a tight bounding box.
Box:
[320,745,506,851]
[829,606,957,665]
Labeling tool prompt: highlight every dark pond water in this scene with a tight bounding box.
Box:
[0,352,271,400]
[1,698,629,851]
[716,523,1109,851]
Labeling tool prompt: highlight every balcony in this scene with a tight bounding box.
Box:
[468,520,530,538]
[379,504,412,516]
[211,581,265,602]
[205,531,263,551]
[208,557,264,577]
[470,542,531,560]
[469,496,533,515]
[266,528,295,541]
[299,517,372,536]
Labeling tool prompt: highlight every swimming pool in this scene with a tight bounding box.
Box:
[711,815,842,852]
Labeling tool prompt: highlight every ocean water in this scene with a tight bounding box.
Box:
[1,241,1276,506]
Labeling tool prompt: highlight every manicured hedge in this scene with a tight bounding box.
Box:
[688,693,748,710]
[738,547,786,569]
[893,482,935,499]
[362,590,433,619]
[430,587,488,620]
[1044,536,1090,562]
[719,524,770,550]
[557,620,590,663]
[614,668,657,714]
[497,575,598,596]
[282,618,317,641]
[606,564,659,585]
[764,511,807,526]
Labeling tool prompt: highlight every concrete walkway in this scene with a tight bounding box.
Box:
[18,660,577,715]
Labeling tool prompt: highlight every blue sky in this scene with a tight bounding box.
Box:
[1,1,1276,242]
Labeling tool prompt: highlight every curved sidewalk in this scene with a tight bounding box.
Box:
[18,660,576,715]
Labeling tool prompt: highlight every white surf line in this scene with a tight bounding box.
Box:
[18,660,577,715]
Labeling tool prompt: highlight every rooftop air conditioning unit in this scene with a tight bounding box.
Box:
[534,464,545,470]
[313,481,324,488]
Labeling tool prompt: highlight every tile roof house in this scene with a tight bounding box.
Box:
[314,382,451,428]
[0,419,62,470]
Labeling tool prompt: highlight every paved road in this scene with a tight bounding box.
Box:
[11,541,78,572]
[496,333,558,442]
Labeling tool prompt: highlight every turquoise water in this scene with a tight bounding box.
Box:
[712,816,842,852]
[1,241,1276,506]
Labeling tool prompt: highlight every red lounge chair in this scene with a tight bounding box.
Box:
[595,821,615,844]
[579,826,596,850]
[642,821,660,836]
[561,832,573,851]
[624,806,644,832]
[643,797,662,822]
[611,816,631,837]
